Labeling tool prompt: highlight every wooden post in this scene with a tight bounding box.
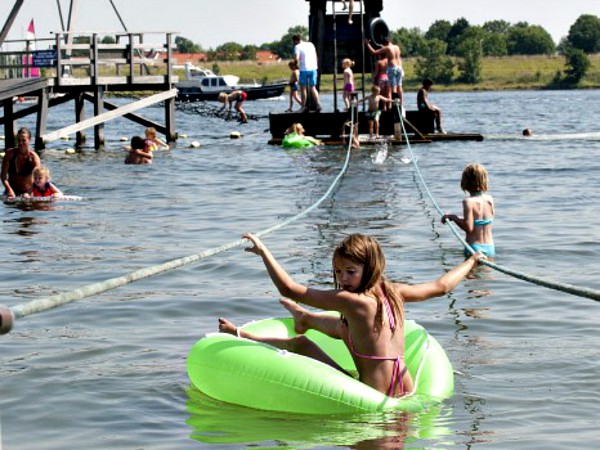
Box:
[164,33,176,142]
[75,92,86,148]
[35,88,49,151]
[128,33,134,84]
[3,101,16,150]
[309,0,326,95]
[94,85,105,149]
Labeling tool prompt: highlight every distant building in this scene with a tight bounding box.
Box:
[255,50,280,63]
[172,51,208,65]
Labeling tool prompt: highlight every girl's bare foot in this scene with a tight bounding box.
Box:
[279,299,310,334]
[218,317,239,335]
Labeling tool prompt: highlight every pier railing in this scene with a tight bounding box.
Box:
[0,31,177,88]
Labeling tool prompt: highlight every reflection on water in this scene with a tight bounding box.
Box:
[3,216,49,236]
[186,386,454,448]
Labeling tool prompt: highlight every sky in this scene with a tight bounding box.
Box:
[1,0,598,49]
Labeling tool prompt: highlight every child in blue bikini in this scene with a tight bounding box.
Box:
[442,163,495,257]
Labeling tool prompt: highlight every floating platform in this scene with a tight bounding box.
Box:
[268,109,484,146]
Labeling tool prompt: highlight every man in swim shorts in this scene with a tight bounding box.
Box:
[366,37,404,105]
[293,34,322,113]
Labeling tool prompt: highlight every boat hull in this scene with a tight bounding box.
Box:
[187,316,454,414]
[176,83,286,102]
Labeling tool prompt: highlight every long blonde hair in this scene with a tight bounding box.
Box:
[285,123,305,135]
[332,234,404,333]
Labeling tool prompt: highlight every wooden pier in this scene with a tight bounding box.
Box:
[0,31,177,151]
[268,109,484,146]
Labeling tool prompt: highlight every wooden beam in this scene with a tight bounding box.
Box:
[41,89,177,143]
[82,93,169,135]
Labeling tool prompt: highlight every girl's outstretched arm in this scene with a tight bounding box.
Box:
[243,233,309,300]
[397,253,483,302]
[49,182,63,197]
[242,233,355,312]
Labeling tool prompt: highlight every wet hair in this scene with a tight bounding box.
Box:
[522,128,533,136]
[145,127,157,137]
[461,163,489,193]
[130,136,145,150]
[285,123,305,135]
[332,234,404,332]
[17,127,32,139]
[33,165,50,179]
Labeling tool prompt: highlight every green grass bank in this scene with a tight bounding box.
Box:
[208,54,600,93]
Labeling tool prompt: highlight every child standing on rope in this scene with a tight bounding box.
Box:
[218,232,482,398]
[218,91,248,123]
[442,163,495,257]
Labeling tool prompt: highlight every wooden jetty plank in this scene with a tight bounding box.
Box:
[84,94,171,136]
[0,78,53,103]
[41,89,177,143]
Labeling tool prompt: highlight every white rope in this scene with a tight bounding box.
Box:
[396,104,600,302]
[0,106,357,334]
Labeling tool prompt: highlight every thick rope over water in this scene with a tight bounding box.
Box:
[395,103,600,302]
[0,106,358,335]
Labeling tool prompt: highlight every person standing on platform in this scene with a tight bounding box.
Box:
[366,37,404,106]
[292,34,322,113]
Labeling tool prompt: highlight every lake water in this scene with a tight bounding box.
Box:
[1,89,599,449]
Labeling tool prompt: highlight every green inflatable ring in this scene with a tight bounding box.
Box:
[187,315,453,414]
[282,133,315,148]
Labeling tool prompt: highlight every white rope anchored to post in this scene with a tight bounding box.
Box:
[396,104,600,302]
[0,107,358,335]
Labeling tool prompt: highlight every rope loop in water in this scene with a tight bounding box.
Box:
[1,112,356,334]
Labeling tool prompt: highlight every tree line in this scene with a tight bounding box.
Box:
[176,14,600,85]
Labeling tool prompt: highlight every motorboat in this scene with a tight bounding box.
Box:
[176,62,287,102]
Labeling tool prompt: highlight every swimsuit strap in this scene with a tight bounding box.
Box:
[382,295,396,333]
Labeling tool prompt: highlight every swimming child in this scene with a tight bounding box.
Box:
[442,163,495,257]
[218,91,248,123]
[342,58,355,111]
[219,233,482,398]
[283,123,322,147]
[29,165,63,198]
[286,60,302,112]
[360,85,393,139]
[144,127,169,151]
[124,136,153,165]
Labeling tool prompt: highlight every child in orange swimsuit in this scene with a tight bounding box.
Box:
[219,233,482,397]
[29,165,63,198]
